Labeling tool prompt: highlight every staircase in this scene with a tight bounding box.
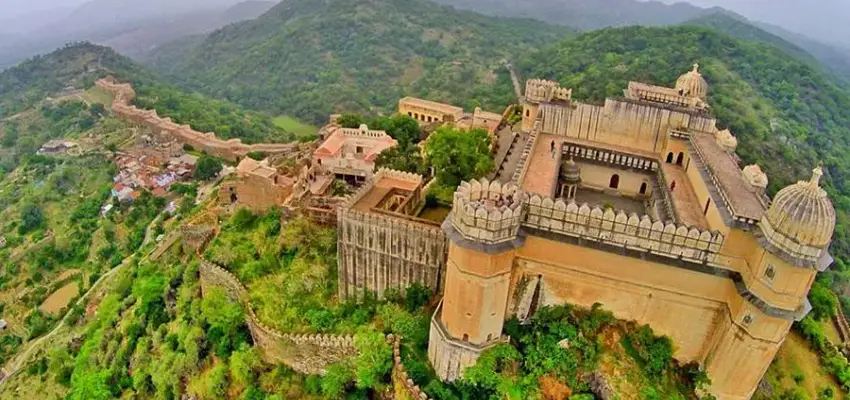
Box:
[492,132,524,183]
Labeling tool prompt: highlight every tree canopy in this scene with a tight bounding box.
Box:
[425,126,493,188]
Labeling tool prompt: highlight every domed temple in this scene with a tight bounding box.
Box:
[335,64,835,399]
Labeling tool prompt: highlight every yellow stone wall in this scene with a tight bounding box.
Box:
[441,244,515,344]
[573,162,653,197]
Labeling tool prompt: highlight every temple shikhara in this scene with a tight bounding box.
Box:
[334,64,836,399]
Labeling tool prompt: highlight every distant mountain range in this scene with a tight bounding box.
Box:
[430,0,850,83]
[0,0,276,68]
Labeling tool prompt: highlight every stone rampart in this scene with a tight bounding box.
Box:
[198,258,359,374]
[523,194,725,265]
[451,179,523,245]
[391,335,433,400]
[96,77,300,162]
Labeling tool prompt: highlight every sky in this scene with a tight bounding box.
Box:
[1,0,88,18]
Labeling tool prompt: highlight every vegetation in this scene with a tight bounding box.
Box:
[146,0,574,124]
[193,155,223,180]
[424,126,493,188]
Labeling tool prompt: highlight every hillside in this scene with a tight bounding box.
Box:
[430,0,850,85]
[0,43,296,144]
[145,0,575,124]
[429,0,715,30]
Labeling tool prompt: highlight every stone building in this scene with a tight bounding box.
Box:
[340,65,835,399]
[313,124,398,184]
[220,158,294,212]
[337,169,448,299]
[398,97,505,134]
[423,65,836,400]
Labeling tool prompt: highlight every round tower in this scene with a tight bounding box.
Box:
[706,167,836,399]
[428,179,525,381]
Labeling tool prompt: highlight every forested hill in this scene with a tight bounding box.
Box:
[0,43,294,144]
[145,0,575,124]
[513,25,850,272]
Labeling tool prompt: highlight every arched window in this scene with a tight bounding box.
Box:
[666,152,674,163]
[462,334,469,342]
[676,152,685,166]
[414,113,419,120]
[407,111,412,117]
[639,182,648,195]
[609,174,620,189]
[525,109,530,117]
[670,181,677,192]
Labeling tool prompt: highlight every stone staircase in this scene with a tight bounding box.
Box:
[492,132,525,183]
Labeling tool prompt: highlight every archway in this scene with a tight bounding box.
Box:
[676,152,685,166]
[609,174,620,189]
[666,152,674,163]
[639,182,648,195]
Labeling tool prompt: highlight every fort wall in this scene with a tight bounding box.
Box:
[96,77,300,162]
[198,258,359,374]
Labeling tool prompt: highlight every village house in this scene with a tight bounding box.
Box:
[220,158,295,212]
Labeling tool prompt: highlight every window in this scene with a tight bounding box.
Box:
[670,181,676,192]
[765,265,776,281]
[676,152,685,166]
[428,116,433,122]
[639,182,648,195]
[407,111,412,117]
[355,146,364,154]
[609,174,620,189]
[703,198,711,216]
[525,109,530,117]
[486,334,492,341]
[666,152,674,163]
[462,334,469,342]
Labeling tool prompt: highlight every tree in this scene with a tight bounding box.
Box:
[809,281,838,320]
[353,328,392,390]
[425,127,493,187]
[19,202,45,234]
[375,142,426,175]
[336,114,364,129]
[194,155,223,180]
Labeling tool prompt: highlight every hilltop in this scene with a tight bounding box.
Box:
[145,0,574,124]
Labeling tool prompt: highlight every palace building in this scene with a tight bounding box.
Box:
[339,65,835,399]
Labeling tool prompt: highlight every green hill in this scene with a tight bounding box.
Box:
[0,43,295,144]
[145,0,575,124]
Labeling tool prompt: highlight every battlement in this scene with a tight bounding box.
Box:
[523,195,725,264]
[525,79,572,103]
[340,124,391,139]
[451,179,524,245]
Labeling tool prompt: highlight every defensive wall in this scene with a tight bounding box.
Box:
[198,257,359,374]
[338,169,449,300]
[96,77,300,162]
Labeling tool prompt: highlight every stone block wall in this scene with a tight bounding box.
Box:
[96,78,301,162]
[391,336,433,400]
[198,258,359,374]
[523,194,725,265]
[450,179,523,245]
[338,210,447,300]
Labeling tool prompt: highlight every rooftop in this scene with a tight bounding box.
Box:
[399,97,464,115]
[690,131,767,222]
[352,175,422,213]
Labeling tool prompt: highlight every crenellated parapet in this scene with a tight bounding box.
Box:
[95,78,302,162]
[525,79,572,104]
[523,195,725,265]
[391,335,433,400]
[451,179,524,245]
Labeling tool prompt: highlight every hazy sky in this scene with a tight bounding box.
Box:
[1,0,88,18]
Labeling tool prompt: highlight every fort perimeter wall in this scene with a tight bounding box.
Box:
[96,77,300,162]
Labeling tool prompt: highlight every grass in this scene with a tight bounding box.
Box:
[757,330,844,399]
[272,115,319,139]
[80,86,114,108]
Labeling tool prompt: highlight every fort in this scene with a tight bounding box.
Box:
[339,64,837,399]
[96,77,302,162]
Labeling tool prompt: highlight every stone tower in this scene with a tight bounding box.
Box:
[704,167,836,398]
[428,179,524,381]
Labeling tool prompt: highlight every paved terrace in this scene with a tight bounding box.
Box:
[352,177,420,212]
[520,134,565,196]
[662,164,709,230]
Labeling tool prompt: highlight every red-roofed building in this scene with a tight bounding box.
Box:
[313,124,397,183]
